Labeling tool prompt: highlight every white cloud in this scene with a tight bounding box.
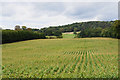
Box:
[0,2,118,29]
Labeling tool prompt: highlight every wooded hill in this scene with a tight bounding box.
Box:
[39,20,120,38]
[40,21,114,33]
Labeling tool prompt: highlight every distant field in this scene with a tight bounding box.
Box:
[2,38,118,78]
[62,32,75,38]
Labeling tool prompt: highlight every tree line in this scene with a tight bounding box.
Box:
[2,30,46,44]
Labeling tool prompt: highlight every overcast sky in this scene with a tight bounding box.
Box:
[0,2,118,29]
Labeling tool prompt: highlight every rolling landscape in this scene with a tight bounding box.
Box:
[2,20,119,78]
[0,1,119,79]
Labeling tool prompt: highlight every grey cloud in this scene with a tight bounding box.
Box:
[63,2,117,20]
[0,2,118,29]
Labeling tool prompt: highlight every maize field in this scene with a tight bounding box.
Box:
[2,38,118,78]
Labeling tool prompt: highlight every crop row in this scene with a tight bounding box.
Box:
[2,51,118,78]
[64,50,95,55]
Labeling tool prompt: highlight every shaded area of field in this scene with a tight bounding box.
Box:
[2,38,118,78]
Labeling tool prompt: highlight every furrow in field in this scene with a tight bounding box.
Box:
[56,54,74,74]
[88,51,93,74]
[86,50,91,76]
[94,53,105,69]
[38,67,48,77]
[78,52,84,74]
[62,54,77,73]
[90,51,95,74]
[68,54,80,73]
[91,52,99,71]
[83,51,88,71]
[106,54,117,65]
[75,53,83,73]
[44,66,54,75]
[69,54,81,73]
[100,54,107,69]
[79,51,86,75]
